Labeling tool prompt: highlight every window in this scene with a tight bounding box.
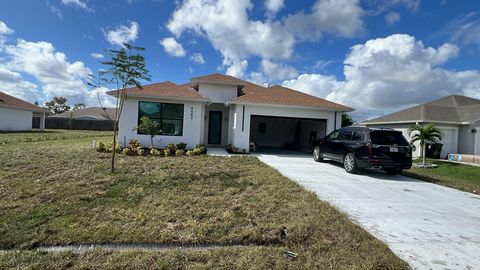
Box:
[138,101,184,136]
[369,131,409,146]
[259,122,266,133]
[351,130,364,141]
[340,130,352,140]
[326,130,340,140]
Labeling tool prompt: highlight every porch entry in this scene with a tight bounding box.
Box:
[208,111,222,144]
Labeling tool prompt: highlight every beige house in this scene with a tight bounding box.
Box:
[362,95,480,158]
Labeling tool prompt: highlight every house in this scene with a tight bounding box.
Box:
[50,107,116,120]
[107,73,353,152]
[0,91,46,131]
[362,95,480,157]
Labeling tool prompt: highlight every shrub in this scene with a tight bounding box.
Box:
[175,149,185,156]
[150,148,161,156]
[163,149,170,157]
[122,148,131,155]
[166,143,176,152]
[176,142,187,150]
[96,141,106,152]
[129,139,141,149]
[193,148,203,155]
[186,150,195,157]
[193,144,206,155]
[136,148,144,156]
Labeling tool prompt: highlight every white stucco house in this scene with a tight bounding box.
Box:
[362,95,480,158]
[108,73,353,152]
[0,91,46,131]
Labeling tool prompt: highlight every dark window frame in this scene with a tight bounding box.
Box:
[137,101,184,137]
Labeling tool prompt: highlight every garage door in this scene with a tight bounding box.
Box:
[250,115,326,152]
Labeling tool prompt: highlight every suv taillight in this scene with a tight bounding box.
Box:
[367,143,373,155]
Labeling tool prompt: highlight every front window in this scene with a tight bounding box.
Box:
[138,101,184,136]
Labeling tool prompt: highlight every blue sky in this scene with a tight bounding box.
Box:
[1,0,480,120]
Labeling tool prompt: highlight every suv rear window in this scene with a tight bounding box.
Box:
[369,131,409,146]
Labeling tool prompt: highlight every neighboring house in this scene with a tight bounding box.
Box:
[108,73,353,152]
[0,91,46,131]
[51,107,116,120]
[362,95,480,158]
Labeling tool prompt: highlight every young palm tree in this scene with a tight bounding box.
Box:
[408,123,442,165]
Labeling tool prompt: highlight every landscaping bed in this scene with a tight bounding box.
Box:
[404,158,480,194]
[0,132,407,269]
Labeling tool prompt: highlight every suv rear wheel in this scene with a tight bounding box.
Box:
[343,152,358,174]
[313,146,323,162]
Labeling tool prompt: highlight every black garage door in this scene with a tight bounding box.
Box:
[250,115,327,152]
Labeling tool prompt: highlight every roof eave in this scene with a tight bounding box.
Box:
[230,100,354,112]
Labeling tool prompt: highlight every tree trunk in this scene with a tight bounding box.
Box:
[422,142,427,165]
[111,120,118,173]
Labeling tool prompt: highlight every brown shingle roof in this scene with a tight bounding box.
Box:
[191,73,248,85]
[0,91,45,113]
[363,95,480,124]
[107,81,207,100]
[51,107,116,120]
[233,85,353,111]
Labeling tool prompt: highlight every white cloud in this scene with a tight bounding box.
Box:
[444,12,480,50]
[265,0,284,15]
[0,21,14,35]
[260,59,298,81]
[282,34,480,119]
[0,66,40,103]
[166,0,293,76]
[385,12,400,25]
[104,21,139,47]
[90,53,104,59]
[61,0,94,12]
[160,37,186,57]
[226,60,248,78]
[285,0,364,40]
[1,39,114,107]
[190,53,205,64]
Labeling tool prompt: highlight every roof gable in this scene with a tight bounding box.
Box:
[107,81,207,100]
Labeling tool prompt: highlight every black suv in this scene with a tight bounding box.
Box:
[313,127,412,174]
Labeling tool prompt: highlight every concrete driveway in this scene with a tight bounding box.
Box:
[257,152,480,270]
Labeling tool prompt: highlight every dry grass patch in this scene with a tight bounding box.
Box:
[0,134,407,269]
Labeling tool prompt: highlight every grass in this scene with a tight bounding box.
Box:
[404,158,480,194]
[0,131,408,269]
[0,129,112,144]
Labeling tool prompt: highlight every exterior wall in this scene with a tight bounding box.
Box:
[203,103,230,146]
[118,97,204,149]
[230,104,337,152]
[198,83,237,103]
[475,120,480,155]
[458,123,477,154]
[365,123,460,158]
[0,107,33,131]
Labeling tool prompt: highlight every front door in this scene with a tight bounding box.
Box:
[208,111,222,144]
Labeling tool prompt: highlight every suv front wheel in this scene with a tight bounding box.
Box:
[343,152,358,174]
[313,146,323,162]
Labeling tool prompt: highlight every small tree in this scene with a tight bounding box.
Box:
[133,116,160,148]
[409,123,442,165]
[72,103,86,111]
[96,43,151,172]
[341,113,354,127]
[45,96,70,114]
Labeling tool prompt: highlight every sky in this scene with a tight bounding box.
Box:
[1,0,480,120]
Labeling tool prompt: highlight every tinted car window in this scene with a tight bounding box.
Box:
[340,130,352,140]
[369,131,409,146]
[351,130,364,141]
[326,130,340,140]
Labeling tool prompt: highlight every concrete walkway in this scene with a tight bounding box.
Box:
[207,147,230,156]
[258,153,480,270]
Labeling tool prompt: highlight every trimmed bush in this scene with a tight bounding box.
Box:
[150,148,161,156]
[166,143,176,152]
[129,139,141,149]
[175,149,185,156]
[122,148,131,155]
[96,141,106,152]
[176,142,187,150]
[136,148,144,156]
[163,149,170,157]
[186,150,195,157]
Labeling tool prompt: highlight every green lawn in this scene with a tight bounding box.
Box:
[0,129,112,144]
[0,131,407,269]
[404,158,480,194]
